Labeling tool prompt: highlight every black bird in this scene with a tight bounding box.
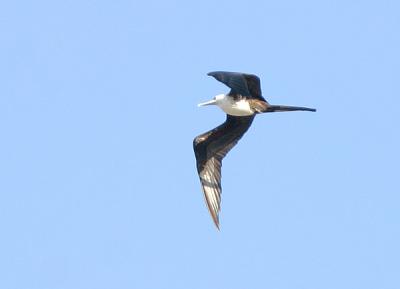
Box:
[193,71,316,229]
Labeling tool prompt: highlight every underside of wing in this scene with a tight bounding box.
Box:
[193,115,255,228]
[198,156,222,228]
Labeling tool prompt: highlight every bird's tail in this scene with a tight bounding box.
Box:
[263,105,316,113]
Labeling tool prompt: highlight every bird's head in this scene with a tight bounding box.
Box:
[198,94,225,107]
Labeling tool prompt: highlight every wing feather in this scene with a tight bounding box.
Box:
[193,115,255,228]
[208,71,266,101]
[243,73,266,101]
[207,71,250,97]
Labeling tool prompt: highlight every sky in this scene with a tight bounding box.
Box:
[0,0,399,288]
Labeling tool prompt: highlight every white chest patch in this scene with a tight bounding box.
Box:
[219,98,254,116]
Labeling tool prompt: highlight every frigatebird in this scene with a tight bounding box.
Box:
[193,71,316,229]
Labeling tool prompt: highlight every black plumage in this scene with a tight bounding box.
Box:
[193,115,254,229]
[207,71,267,101]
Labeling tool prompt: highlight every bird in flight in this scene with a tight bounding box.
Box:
[193,71,316,229]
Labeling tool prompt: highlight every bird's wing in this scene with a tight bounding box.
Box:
[208,71,267,101]
[193,115,255,228]
[207,71,251,97]
[242,73,266,101]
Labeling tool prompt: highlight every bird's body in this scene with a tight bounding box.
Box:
[210,94,254,116]
[194,71,316,229]
[201,94,270,116]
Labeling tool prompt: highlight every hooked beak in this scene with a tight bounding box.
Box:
[198,99,217,107]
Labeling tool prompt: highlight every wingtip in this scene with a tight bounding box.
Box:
[208,206,220,231]
[214,218,220,231]
[209,211,220,230]
[207,71,220,77]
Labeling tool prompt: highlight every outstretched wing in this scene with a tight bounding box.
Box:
[243,73,265,100]
[208,71,250,97]
[193,115,255,229]
[208,71,266,101]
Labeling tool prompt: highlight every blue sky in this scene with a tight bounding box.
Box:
[1,1,399,288]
